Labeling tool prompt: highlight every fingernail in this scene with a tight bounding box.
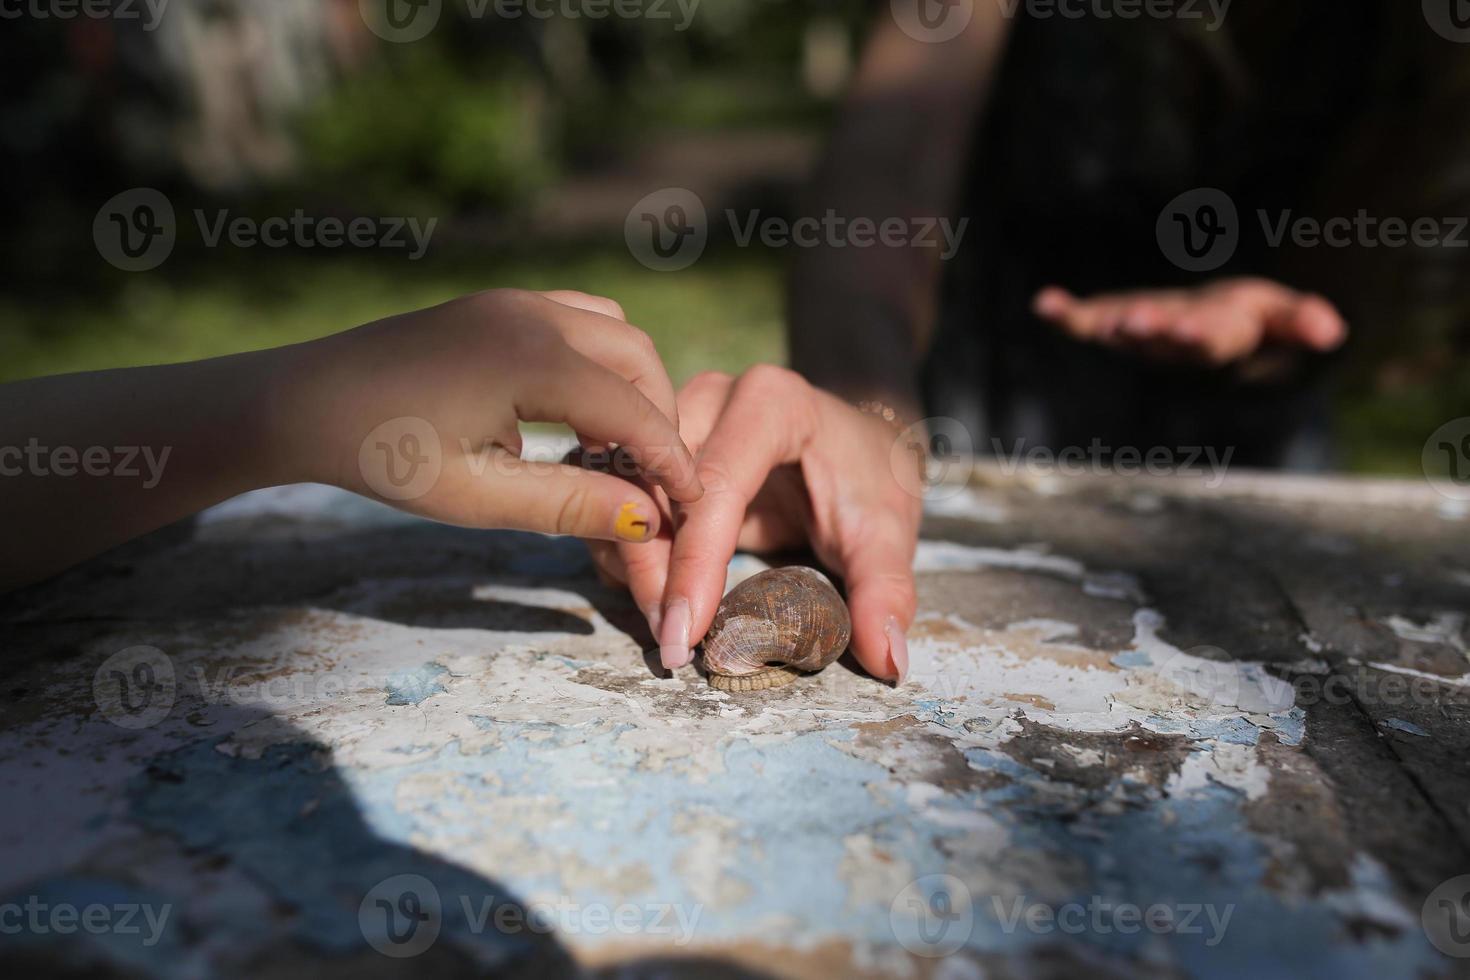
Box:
[644,604,663,638]
[660,597,691,670]
[614,502,653,542]
[885,616,909,684]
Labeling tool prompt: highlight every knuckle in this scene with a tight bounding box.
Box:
[623,324,657,355]
[553,484,595,537]
[684,370,733,395]
[695,458,737,496]
[739,363,805,398]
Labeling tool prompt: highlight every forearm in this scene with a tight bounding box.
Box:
[0,345,316,590]
[787,9,1010,421]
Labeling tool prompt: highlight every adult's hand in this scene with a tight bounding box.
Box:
[1033,278,1346,366]
[586,366,923,683]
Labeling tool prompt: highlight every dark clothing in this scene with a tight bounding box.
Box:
[926,3,1385,470]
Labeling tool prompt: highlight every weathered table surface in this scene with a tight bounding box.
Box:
[3,468,1470,979]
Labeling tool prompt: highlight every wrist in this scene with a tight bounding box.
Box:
[245,339,343,490]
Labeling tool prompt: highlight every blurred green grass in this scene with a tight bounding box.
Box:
[0,245,786,388]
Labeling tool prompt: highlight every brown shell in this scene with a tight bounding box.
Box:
[700,567,851,688]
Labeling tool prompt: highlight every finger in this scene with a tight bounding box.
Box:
[1266,292,1347,351]
[1032,286,1074,322]
[838,522,919,682]
[659,367,810,669]
[619,531,674,649]
[450,452,664,542]
[539,292,681,428]
[1035,288,1123,341]
[517,348,703,503]
[1118,299,1171,339]
[587,541,629,587]
[612,371,735,651]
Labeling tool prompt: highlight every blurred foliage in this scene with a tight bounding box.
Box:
[296,48,553,213]
[0,243,786,388]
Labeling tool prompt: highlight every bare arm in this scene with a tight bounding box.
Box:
[0,289,703,592]
[787,5,1013,419]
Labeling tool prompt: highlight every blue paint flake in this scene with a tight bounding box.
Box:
[384,662,449,706]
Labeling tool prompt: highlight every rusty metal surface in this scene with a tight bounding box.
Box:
[2,475,1469,978]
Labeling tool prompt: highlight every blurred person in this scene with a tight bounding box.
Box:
[594,2,1469,684]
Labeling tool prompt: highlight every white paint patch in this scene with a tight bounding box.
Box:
[1367,661,1470,690]
[1166,743,1271,800]
[923,487,1009,523]
[1131,609,1296,714]
[1382,613,1467,654]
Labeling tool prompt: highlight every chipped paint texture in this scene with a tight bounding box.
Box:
[0,483,1461,978]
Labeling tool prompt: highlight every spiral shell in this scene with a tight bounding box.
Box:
[700,567,852,692]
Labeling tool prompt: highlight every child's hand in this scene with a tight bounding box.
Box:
[1032,278,1347,367]
[291,289,703,542]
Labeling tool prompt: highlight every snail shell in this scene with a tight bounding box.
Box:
[700,567,852,692]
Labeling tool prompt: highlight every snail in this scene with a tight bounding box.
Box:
[700,566,852,692]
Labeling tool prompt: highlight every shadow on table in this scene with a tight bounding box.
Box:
[5,698,782,978]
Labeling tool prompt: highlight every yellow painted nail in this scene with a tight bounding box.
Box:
[614,502,652,542]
